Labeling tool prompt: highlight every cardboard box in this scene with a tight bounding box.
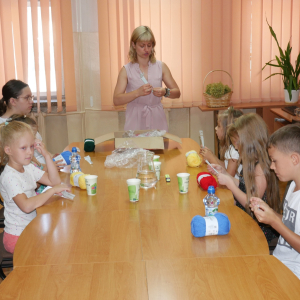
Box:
[95,130,182,149]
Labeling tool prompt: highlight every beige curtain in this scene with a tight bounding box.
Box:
[0,0,76,113]
[98,0,300,106]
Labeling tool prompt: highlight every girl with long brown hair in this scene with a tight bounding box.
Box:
[208,113,281,244]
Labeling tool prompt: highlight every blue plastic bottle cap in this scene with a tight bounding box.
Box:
[207,186,215,194]
[72,147,77,153]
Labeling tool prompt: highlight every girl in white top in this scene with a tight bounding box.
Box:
[0,120,70,253]
[200,107,243,178]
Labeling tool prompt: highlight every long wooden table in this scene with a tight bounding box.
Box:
[0,138,299,299]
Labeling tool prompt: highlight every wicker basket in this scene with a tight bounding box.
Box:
[203,70,233,108]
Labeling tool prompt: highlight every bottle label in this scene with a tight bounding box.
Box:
[205,206,219,217]
[204,216,218,236]
[53,154,67,166]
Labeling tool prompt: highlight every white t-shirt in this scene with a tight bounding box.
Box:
[224,145,242,179]
[273,181,300,279]
[0,164,45,236]
[0,116,46,164]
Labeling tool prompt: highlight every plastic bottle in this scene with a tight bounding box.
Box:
[70,147,81,174]
[203,186,220,216]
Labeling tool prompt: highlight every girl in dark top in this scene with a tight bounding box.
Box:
[208,113,281,243]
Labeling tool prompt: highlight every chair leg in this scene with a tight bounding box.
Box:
[0,266,6,280]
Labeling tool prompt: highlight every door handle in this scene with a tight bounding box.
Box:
[274,118,286,123]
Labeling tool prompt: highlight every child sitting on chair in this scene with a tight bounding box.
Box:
[0,120,70,253]
[250,123,300,280]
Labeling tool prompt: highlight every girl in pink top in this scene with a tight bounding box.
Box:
[113,26,180,131]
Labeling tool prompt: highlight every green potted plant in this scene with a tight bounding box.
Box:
[262,19,300,103]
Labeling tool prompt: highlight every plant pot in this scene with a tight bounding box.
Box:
[284,89,300,103]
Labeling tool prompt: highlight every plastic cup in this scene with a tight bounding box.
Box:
[85,175,98,196]
[154,161,161,180]
[127,179,141,202]
[153,155,160,162]
[177,173,190,194]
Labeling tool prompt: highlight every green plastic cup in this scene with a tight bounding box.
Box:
[153,155,160,162]
[85,175,98,196]
[177,173,190,194]
[154,161,161,180]
[127,179,141,202]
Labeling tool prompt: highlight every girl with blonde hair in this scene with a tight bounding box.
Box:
[113,25,180,131]
[200,107,243,177]
[208,113,281,244]
[0,121,70,253]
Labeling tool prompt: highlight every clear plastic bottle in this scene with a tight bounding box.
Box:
[70,147,81,174]
[203,186,220,216]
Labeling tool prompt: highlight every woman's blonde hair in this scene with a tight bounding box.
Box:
[128,26,156,63]
[218,107,243,160]
[0,121,34,171]
[227,113,280,214]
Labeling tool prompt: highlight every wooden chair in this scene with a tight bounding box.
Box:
[0,207,4,229]
[0,232,13,280]
[0,196,4,229]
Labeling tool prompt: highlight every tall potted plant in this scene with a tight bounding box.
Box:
[262,20,300,103]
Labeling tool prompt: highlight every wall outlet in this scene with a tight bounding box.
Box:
[90,96,93,107]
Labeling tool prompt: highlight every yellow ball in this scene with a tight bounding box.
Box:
[186,151,202,167]
[70,172,84,186]
[70,172,90,189]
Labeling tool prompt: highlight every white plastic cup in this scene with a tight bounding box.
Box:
[127,178,141,202]
[154,161,161,180]
[177,173,190,194]
[85,175,98,196]
[153,155,160,162]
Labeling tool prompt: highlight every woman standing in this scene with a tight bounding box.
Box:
[113,26,180,131]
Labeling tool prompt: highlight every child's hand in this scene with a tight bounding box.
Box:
[216,173,233,188]
[199,147,214,161]
[34,140,48,157]
[207,163,226,175]
[54,159,66,170]
[250,197,274,225]
[53,183,71,196]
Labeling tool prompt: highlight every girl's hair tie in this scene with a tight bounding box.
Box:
[4,118,12,126]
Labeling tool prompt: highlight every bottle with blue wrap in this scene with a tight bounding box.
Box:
[203,186,220,216]
[53,151,72,166]
[70,147,81,174]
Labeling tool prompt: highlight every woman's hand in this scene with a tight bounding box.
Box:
[250,197,275,225]
[138,84,153,97]
[199,147,215,161]
[152,87,166,97]
[34,140,49,158]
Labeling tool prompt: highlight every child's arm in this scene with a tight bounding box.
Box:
[226,159,239,177]
[34,140,61,186]
[200,147,225,168]
[214,163,266,208]
[12,184,71,214]
[250,198,300,253]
